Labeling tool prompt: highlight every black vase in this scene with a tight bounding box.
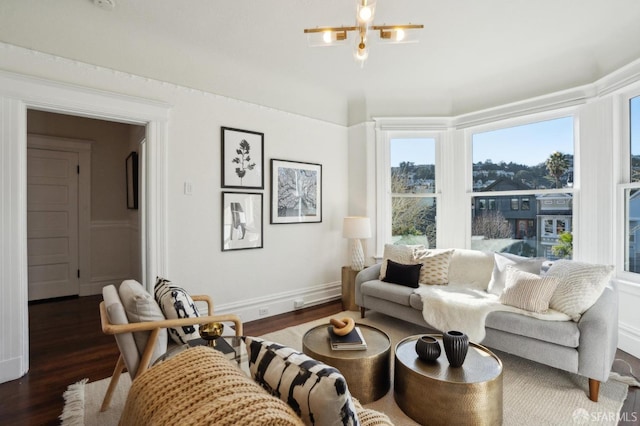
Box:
[442,330,469,368]
[415,335,441,362]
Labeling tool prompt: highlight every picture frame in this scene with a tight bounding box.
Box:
[222,191,263,251]
[270,159,322,224]
[125,151,138,210]
[221,127,264,189]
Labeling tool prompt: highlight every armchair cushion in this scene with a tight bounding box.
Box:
[118,280,168,366]
[102,285,141,377]
[154,277,201,344]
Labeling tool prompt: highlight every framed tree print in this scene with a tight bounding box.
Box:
[271,159,322,224]
[222,191,263,251]
[221,127,264,189]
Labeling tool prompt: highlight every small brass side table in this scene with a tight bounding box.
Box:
[394,334,503,425]
[302,323,390,404]
[341,266,359,311]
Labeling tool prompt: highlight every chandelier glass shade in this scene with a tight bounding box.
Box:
[304,0,423,65]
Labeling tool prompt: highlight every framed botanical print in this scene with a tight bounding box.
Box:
[221,127,264,189]
[270,159,322,224]
[222,191,263,251]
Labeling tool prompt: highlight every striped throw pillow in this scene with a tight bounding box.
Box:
[499,266,559,313]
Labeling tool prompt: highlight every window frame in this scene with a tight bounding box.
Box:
[465,110,578,257]
[618,88,640,280]
[376,129,443,255]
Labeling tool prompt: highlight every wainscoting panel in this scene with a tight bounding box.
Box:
[618,280,640,358]
[87,221,133,296]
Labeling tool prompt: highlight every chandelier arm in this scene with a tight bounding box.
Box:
[303,26,359,34]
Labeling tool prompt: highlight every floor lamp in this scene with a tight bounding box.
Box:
[343,216,372,271]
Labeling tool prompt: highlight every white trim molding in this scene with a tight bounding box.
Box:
[215,282,341,324]
[0,71,170,383]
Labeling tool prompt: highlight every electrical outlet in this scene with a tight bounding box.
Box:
[259,307,269,316]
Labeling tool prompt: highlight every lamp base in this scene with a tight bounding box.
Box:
[351,239,365,271]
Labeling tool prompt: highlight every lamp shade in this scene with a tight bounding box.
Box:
[343,216,372,239]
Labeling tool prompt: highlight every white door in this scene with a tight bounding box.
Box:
[27,148,80,300]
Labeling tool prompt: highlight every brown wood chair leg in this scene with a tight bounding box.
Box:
[360,307,365,318]
[101,354,126,412]
[588,378,600,402]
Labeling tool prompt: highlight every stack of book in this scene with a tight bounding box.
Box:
[327,326,367,350]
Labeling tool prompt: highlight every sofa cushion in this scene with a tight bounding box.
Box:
[487,253,546,295]
[362,280,414,307]
[414,250,454,285]
[379,244,425,280]
[447,249,496,289]
[154,277,201,344]
[118,279,168,366]
[244,337,360,426]
[485,311,580,347]
[382,259,421,288]
[499,266,559,313]
[547,260,614,321]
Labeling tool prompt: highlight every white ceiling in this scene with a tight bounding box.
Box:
[2,0,640,125]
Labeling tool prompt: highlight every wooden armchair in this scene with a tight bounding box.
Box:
[99,283,243,411]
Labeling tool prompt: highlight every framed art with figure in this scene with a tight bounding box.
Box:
[270,159,322,224]
[222,191,263,251]
[221,127,264,189]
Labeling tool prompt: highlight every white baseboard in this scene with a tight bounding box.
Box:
[619,322,640,359]
[0,356,25,383]
[215,281,341,324]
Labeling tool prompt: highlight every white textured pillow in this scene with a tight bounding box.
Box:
[546,260,614,321]
[487,253,546,295]
[499,266,559,313]
[414,250,454,285]
[244,337,360,426]
[118,280,168,365]
[154,277,201,344]
[379,244,425,280]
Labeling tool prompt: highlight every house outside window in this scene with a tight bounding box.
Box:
[388,137,437,248]
[471,116,575,258]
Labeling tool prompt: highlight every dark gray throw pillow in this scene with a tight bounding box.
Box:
[382,259,422,288]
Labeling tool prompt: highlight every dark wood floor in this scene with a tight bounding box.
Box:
[0,295,637,425]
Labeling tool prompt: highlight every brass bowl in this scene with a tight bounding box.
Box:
[199,322,224,347]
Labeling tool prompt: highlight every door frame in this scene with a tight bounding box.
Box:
[0,70,171,383]
[27,134,92,298]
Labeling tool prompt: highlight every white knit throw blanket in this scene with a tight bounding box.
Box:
[414,285,571,342]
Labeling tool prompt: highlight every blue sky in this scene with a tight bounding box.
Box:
[390,116,574,167]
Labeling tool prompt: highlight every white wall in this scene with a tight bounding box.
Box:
[0,44,350,383]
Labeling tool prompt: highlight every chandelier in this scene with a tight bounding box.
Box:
[303,0,423,65]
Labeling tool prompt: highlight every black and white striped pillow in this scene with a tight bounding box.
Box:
[154,277,200,344]
[243,336,360,426]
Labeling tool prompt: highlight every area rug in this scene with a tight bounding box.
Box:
[63,311,633,425]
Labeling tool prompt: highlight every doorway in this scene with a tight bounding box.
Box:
[0,71,170,384]
[27,110,145,300]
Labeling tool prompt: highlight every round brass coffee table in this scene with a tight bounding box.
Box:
[302,323,391,404]
[394,334,503,425]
